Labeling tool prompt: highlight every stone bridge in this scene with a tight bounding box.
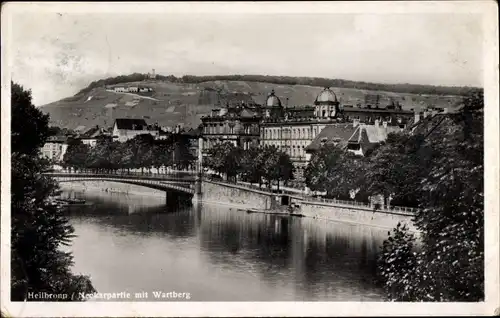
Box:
[44,172,200,206]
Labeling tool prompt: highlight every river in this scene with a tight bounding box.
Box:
[62,189,388,301]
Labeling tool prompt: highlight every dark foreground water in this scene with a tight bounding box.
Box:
[63,189,388,301]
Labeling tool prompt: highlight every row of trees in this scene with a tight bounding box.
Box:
[76,73,480,97]
[62,134,195,173]
[204,142,295,189]
[304,132,433,207]
[304,90,484,301]
[11,82,96,301]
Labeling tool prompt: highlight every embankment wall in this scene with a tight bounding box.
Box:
[297,200,417,232]
[199,181,277,210]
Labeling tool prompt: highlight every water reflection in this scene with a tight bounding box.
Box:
[66,189,386,301]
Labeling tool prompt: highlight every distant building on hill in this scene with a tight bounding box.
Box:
[112,118,159,142]
[147,68,156,80]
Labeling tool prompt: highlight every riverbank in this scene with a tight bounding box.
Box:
[58,179,415,232]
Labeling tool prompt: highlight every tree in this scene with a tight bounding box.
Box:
[87,139,114,173]
[205,142,242,181]
[172,135,196,170]
[377,90,484,301]
[107,141,123,172]
[11,82,50,155]
[152,141,173,173]
[363,133,435,207]
[262,146,295,190]
[304,145,365,199]
[257,145,294,190]
[127,134,155,173]
[117,142,134,173]
[11,82,96,301]
[62,139,91,172]
[239,146,264,185]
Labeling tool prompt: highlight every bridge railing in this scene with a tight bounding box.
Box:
[45,171,196,181]
[51,173,195,193]
[298,196,419,214]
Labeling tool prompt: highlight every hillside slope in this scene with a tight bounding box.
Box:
[40,80,464,131]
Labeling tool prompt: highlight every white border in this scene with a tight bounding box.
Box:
[1,1,499,317]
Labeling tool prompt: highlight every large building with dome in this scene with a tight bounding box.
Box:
[260,87,349,178]
[200,91,262,154]
[201,86,415,179]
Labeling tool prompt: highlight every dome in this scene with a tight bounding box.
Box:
[315,87,338,105]
[266,89,282,107]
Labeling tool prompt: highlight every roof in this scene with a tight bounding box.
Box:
[305,124,356,152]
[348,124,389,144]
[183,127,202,138]
[287,106,315,119]
[342,106,413,114]
[409,113,454,136]
[314,87,338,105]
[265,90,282,107]
[114,118,148,130]
[46,136,68,143]
[80,126,101,139]
[240,108,259,118]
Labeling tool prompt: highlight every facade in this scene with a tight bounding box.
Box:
[112,118,159,142]
[304,124,358,156]
[41,136,69,163]
[346,121,404,156]
[260,87,343,177]
[183,127,202,161]
[342,105,414,128]
[201,86,422,180]
[200,93,262,154]
[79,126,111,147]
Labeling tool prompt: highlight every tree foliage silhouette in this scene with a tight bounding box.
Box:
[11,82,96,301]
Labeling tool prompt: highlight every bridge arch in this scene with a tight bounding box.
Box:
[52,175,196,208]
[55,177,194,195]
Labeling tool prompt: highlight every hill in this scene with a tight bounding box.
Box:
[40,76,470,132]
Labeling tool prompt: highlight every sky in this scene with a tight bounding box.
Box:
[7,4,484,106]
